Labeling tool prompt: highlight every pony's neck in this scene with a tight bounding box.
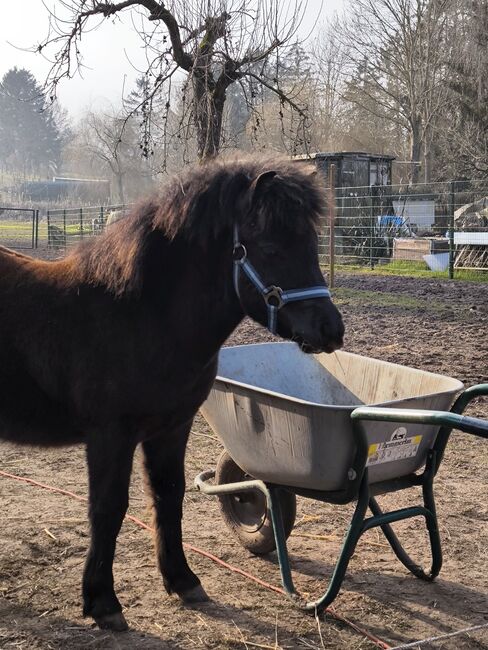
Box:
[152,231,245,361]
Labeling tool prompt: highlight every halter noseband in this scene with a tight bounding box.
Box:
[232,224,331,334]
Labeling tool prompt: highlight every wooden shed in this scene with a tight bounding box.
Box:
[292,151,395,189]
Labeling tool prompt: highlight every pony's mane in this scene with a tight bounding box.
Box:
[0,245,35,261]
[70,154,325,295]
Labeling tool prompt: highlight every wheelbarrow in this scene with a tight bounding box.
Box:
[194,342,488,613]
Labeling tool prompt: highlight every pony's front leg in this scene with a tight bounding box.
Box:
[143,422,208,603]
[83,431,137,631]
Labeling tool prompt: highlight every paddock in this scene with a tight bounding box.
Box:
[0,272,487,649]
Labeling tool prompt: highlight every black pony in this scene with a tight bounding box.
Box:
[0,155,344,630]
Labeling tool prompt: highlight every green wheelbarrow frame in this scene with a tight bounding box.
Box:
[194,383,488,613]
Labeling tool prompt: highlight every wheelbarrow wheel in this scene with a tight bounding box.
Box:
[215,450,296,555]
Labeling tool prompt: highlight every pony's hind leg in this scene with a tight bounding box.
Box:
[142,421,208,603]
[83,429,137,631]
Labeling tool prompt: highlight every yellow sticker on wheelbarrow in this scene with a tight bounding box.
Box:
[366,428,422,466]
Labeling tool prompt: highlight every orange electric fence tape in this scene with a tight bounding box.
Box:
[0,469,391,649]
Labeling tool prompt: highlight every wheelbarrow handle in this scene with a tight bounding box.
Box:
[451,383,488,415]
[351,407,488,439]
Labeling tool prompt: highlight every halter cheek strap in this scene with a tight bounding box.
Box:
[232,224,331,335]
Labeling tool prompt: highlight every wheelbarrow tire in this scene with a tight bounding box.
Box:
[215,450,296,556]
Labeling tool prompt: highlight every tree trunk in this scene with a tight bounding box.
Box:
[423,146,432,184]
[193,73,226,160]
[423,126,433,184]
[410,116,422,184]
[115,172,125,205]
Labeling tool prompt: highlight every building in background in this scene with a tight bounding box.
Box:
[293,151,395,189]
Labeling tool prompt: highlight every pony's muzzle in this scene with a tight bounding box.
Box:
[284,300,345,354]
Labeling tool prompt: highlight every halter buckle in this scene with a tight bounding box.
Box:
[263,285,284,309]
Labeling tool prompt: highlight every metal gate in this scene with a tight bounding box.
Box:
[0,207,38,249]
[45,205,127,250]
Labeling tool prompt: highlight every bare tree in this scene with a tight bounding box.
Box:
[338,0,451,182]
[309,18,349,150]
[38,0,310,161]
[70,109,152,203]
[236,42,315,156]
[438,0,488,178]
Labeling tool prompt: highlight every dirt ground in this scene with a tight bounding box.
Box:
[0,273,487,650]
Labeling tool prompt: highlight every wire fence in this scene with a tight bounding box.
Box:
[1,178,488,280]
[320,174,488,280]
[0,204,130,253]
[45,205,129,250]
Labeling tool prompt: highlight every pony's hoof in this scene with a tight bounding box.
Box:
[179,584,210,604]
[94,612,129,631]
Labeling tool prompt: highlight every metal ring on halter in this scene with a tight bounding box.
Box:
[263,286,284,309]
[233,243,247,263]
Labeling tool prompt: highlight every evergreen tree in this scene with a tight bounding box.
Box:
[0,67,62,177]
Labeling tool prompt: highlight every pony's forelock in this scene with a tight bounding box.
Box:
[152,154,324,241]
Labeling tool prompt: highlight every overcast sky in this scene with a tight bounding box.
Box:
[0,0,345,119]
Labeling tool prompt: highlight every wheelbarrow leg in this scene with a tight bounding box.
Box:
[368,451,442,581]
[268,475,371,614]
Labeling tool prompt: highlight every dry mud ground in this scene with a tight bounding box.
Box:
[0,273,487,650]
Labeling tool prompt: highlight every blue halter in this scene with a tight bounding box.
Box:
[232,224,331,334]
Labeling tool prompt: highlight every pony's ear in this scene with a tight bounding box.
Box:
[249,170,277,206]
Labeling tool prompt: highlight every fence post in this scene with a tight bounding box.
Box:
[35,210,39,248]
[31,209,35,249]
[369,190,375,270]
[328,164,336,288]
[448,181,455,280]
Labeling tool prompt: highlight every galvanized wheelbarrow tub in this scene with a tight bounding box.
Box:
[195,343,488,613]
[200,343,464,492]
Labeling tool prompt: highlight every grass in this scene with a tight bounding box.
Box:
[0,219,35,246]
[0,219,92,246]
[332,287,454,314]
[328,259,488,283]
[0,220,34,231]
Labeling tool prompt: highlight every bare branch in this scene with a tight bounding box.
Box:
[243,71,307,118]
[36,0,310,160]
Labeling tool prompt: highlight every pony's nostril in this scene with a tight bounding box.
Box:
[322,318,344,344]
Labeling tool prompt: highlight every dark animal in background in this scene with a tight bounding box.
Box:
[0,155,344,631]
[47,223,66,249]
